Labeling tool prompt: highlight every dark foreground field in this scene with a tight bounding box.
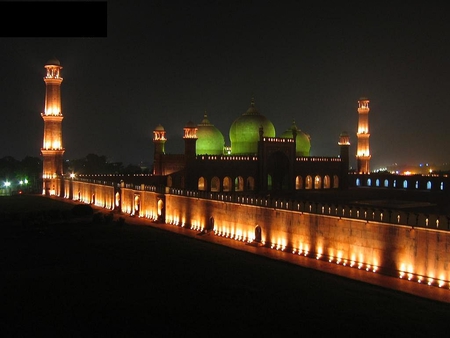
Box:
[1,195,450,337]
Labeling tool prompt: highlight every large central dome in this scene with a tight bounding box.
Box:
[229,98,276,155]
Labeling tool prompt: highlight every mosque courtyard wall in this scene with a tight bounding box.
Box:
[65,178,450,289]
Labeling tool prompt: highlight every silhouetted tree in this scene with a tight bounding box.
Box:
[120,164,142,174]
[66,154,125,174]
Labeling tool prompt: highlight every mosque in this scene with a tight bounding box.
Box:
[151,97,353,194]
[41,56,360,196]
[40,58,450,293]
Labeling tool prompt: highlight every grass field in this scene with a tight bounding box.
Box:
[1,194,450,336]
[0,194,75,213]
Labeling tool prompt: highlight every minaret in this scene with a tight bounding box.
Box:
[183,121,198,159]
[41,58,65,196]
[356,97,371,173]
[338,131,350,189]
[152,124,167,175]
[153,124,167,155]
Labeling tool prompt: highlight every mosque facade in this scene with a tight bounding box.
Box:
[151,97,351,194]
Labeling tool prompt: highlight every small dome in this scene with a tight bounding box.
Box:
[338,131,350,145]
[154,124,165,131]
[229,98,276,155]
[46,58,60,66]
[185,121,196,128]
[196,113,225,155]
[280,120,311,156]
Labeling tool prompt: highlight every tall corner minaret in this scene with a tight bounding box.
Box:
[356,97,371,173]
[41,58,65,196]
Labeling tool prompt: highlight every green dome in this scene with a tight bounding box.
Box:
[281,120,311,156]
[196,113,225,155]
[229,98,276,155]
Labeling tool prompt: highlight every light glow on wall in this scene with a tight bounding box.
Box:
[58,179,450,293]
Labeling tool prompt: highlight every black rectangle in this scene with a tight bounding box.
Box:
[0,1,107,37]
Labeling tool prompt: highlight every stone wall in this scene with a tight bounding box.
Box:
[61,178,450,286]
[164,194,450,283]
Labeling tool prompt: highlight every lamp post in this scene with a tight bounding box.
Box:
[4,181,11,196]
[19,178,28,194]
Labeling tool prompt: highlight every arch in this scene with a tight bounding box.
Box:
[384,179,389,187]
[305,175,313,189]
[115,192,120,208]
[198,177,207,191]
[323,175,330,189]
[211,176,220,192]
[441,182,444,191]
[375,179,380,187]
[246,177,255,191]
[157,199,164,217]
[267,174,272,190]
[223,176,232,192]
[356,178,361,187]
[296,176,303,190]
[367,178,372,187]
[235,176,244,192]
[427,181,432,190]
[134,194,140,214]
[314,175,321,189]
[203,216,215,233]
[403,180,408,189]
[254,225,262,243]
[267,151,290,191]
[333,175,339,188]
[295,176,303,190]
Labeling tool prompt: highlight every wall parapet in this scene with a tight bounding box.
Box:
[168,188,449,230]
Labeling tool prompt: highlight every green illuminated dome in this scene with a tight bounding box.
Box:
[196,112,225,155]
[229,98,276,155]
[281,120,311,156]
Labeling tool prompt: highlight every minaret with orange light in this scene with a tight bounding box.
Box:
[152,124,167,175]
[183,121,198,159]
[338,131,350,189]
[41,58,65,195]
[356,97,371,173]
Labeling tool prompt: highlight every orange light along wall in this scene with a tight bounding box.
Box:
[163,194,450,285]
[120,185,163,220]
[65,180,115,210]
[59,179,450,288]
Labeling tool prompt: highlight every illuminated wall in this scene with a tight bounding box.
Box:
[66,180,115,210]
[120,186,162,220]
[59,179,450,288]
[162,193,450,286]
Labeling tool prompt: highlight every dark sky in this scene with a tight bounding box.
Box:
[1,1,449,170]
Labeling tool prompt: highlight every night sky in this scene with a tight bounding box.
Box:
[1,2,449,170]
